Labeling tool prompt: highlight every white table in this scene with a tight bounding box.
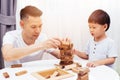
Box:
[0,59,119,80]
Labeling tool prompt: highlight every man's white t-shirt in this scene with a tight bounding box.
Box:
[85,37,118,68]
[2,30,53,67]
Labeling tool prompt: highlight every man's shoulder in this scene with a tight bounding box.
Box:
[5,30,21,35]
[4,30,22,39]
[2,30,22,45]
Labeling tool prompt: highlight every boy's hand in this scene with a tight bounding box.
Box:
[86,61,99,67]
[72,49,80,55]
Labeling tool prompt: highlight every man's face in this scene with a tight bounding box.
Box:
[88,23,107,38]
[21,16,42,41]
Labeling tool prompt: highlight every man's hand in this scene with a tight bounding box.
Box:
[40,38,61,50]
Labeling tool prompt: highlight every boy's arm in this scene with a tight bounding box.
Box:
[87,57,116,67]
[49,49,60,59]
[73,49,88,60]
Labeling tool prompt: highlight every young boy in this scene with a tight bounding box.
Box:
[74,9,118,68]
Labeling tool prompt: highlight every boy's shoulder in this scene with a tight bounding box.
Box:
[105,37,114,43]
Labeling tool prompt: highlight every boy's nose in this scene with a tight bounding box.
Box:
[90,29,93,32]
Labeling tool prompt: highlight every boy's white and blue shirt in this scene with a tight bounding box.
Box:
[85,37,118,68]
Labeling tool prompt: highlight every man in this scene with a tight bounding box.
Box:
[1,6,61,67]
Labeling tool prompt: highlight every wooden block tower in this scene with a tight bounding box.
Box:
[59,41,73,66]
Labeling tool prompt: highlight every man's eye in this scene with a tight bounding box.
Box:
[39,24,42,28]
[31,26,36,28]
[39,26,41,28]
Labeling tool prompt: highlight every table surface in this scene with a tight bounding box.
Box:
[0,59,119,80]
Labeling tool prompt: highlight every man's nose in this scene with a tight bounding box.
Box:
[35,28,40,33]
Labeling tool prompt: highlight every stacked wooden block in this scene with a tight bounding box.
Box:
[59,41,73,66]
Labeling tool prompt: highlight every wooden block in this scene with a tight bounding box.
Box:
[50,71,59,78]
[11,64,22,68]
[15,70,27,76]
[77,67,90,80]
[31,68,73,80]
[75,63,82,67]
[55,62,82,70]
[54,64,64,69]
[3,72,10,78]
[78,67,90,76]
[77,73,89,80]
[64,63,76,70]
[72,67,81,73]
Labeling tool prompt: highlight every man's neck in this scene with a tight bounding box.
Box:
[22,32,35,45]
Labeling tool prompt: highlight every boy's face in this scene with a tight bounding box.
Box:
[20,16,42,41]
[88,23,107,38]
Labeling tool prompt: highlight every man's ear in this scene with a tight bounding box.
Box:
[20,20,24,29]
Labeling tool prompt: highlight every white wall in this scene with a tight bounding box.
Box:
[16,0,120,74]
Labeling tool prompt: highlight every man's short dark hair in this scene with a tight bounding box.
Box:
[20,5,42,20]
[88,9,110,31]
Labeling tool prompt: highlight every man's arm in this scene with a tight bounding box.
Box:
[2,44,45,61]
[2,38,61,62]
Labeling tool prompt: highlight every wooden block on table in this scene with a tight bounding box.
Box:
[75,63,82,67]
[72,67,81,73]
[3,72,10,78]
[31,68,73,80]
[78,67,90,76]
[77,73,89,80]
[50,71,59,78]
[54,64,64,69]
[15,70,27,76]
[77,67,90,80]
[55,62,82,70]
[11,64,22,68]
[64,63,77,70]
[72,67,89,74]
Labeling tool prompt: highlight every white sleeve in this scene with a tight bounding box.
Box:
[107,40,118,58]
[2,31,15,46]
[85,40,90,55]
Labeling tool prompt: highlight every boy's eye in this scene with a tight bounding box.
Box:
[89,26,91,29]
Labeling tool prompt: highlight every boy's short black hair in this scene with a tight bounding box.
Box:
[88,9,110,31]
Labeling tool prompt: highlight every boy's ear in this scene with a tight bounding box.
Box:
[104,24,108,31]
